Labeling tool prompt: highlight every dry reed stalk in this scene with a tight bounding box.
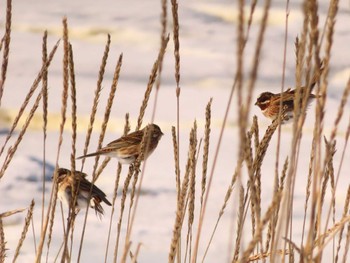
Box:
[335,186,350,263]
[202,165,240,262]
[91,52,123,182]
[95,157,111,179]
[0,39,60,159]
[12,200,35,262]
[67,42,79,260]
[0,89,43,178]
[169,129,195,262]
[59,17,73,263]
[240,192,282,262]
[267,157,289,257]
[200,99,212,207]
[104,114,130,263]
[0,208,26,218]
[184,122,197,262]
[232,186,245,262]
[172,126,181,202]
[250,116,259,155]
[0,0,12,106]
[79,34,111,172]
[134,31,169,132]
[313,215,350,253]
[36,19,69,263]
[130,243,141,263]
[342,222,350,263]
[0,219,5,263]
[247,249,291,262]
[41,30,49,233]
[114,165,134,263]
[77,52,123,262]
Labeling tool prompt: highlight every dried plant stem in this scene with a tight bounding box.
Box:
[104,114,130,263]
[0,39,60,159]
[12,200,35,262]
[80,34,111,172]
[41,30,48,233]
[36,20,68,263]
[0,0,12,106]
[77,52,123,262]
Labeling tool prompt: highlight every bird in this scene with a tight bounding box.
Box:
[255,66,323,121]
[55,168,112,218]
[77,123,164,165]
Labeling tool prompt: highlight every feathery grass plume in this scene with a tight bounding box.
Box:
[12,200,35,262]
[0,0,12,106]
[232,186,245,262]
[335,186,350,262]
[41,30,49,233]
[0,39,60,158]
[184,121,197,262]
[240,191,282,262]
[200,99,212,207]
[172,126,181,202]
[77,52,123,262]
[104,114,130,263]
[169,127,196,262]
[80,34,111,172]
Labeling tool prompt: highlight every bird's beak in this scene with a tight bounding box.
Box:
[254,101,258,106]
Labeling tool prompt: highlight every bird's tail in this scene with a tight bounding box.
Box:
[76,152,101,160]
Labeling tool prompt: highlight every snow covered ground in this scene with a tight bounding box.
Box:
[1,0,350,262]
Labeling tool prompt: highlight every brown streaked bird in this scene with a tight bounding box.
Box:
[255,66,323,121]
[77,123,163,164]
[55,168,111,218]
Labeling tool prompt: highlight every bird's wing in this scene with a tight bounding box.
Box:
[106,130,143,149]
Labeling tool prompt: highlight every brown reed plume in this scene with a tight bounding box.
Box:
[169,125,197,262]
[13,200,35,262]
[80,34,111,172]
[0,0,12,106]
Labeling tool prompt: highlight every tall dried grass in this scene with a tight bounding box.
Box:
[0,0,349,262]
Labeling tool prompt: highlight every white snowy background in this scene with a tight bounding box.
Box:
[0,0,350,262]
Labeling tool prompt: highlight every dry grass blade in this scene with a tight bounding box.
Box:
[342,221,350,263]
[80,34,111,171]
[247,249,291,262]
[232,186,245,262]
[12,200,35,262]
[0,0,12,106]
[0,39,60,158]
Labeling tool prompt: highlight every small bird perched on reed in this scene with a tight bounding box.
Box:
[255,65,323,121]
[55,168,111,218]
[77,123,163,165]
